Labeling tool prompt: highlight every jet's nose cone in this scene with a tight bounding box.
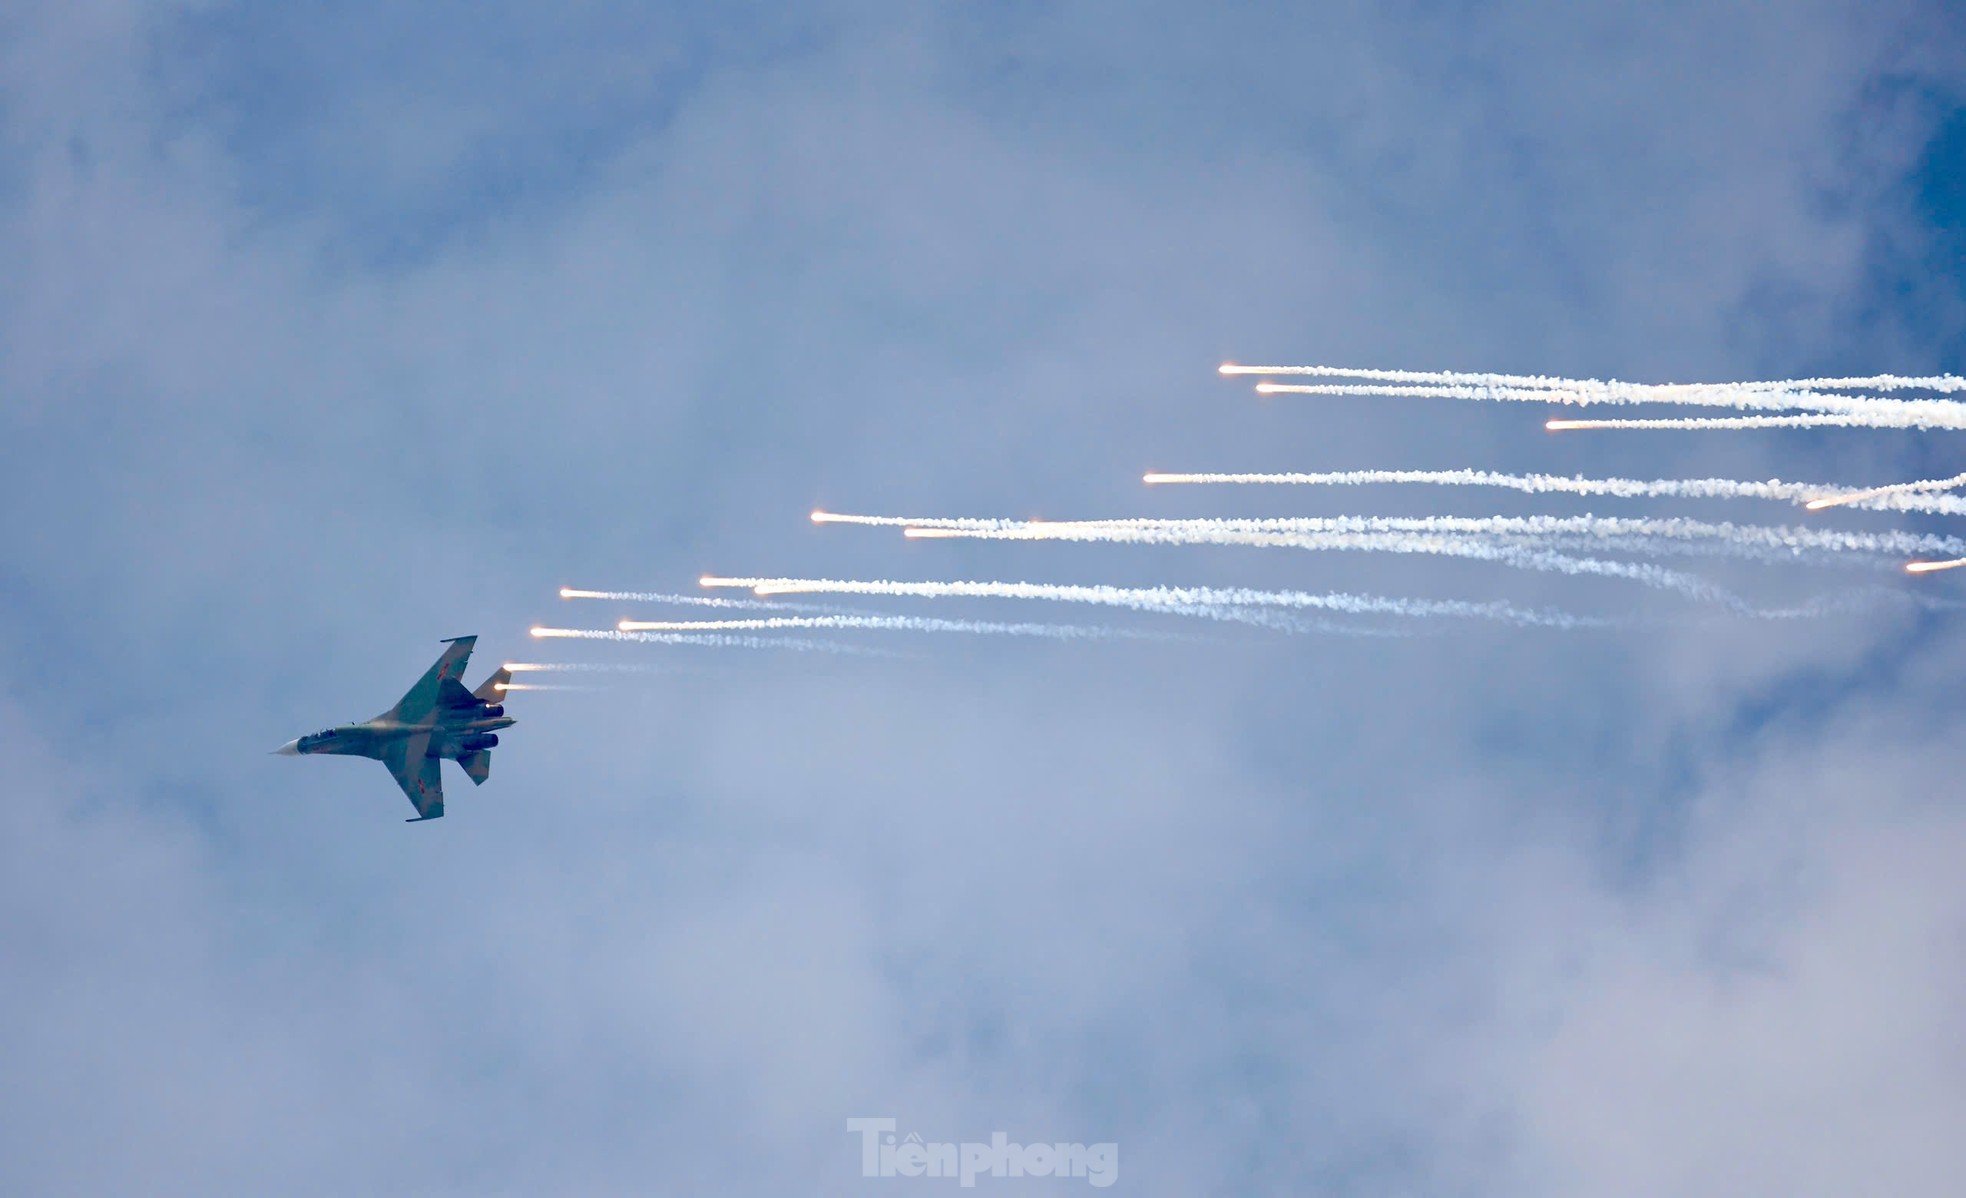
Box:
[273,739,302,756]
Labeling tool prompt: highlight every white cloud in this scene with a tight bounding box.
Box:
[1,1,1963,1193]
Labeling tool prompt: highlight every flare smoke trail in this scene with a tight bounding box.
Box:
[1253,381,1871,412]
[1250,381,1966,421]
[700,577,1613,630]
[901,527,1731,601]
[1219,363,1966,392]
[703,576,1966,629]
[1231,361,1966,426]
[1543,414,1952,431]
[611,614,1163,641]
[821,507,1722,595]
[1907,558,1966,574]
[895,514,1966,560]
[1752,586,1966,616]
[558,587,840,613]
[547,624,1130,647]
[1804,472,1966,511]
[1433,531,1912,572]
[822,507,1963,594]
[812,510,1020,531]
[529,627,890,654]
[1203,607,1423,637]
[1141,469,1966,516]
[897,514,1966,602]
[828,507,1966,548]
[504,662,684,674]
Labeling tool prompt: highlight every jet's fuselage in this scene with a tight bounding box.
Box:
[278,714,515,761]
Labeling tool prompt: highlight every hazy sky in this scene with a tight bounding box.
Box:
[3,2,1964,1194]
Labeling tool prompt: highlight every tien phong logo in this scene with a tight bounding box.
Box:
[847,1117,1118,1188]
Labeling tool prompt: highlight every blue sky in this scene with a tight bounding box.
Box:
[3,2,1964,1193]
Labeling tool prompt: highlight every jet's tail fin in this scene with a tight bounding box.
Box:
[473,667,512,704]
[458,749,492,786]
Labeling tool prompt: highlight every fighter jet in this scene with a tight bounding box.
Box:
[274,635,514,822]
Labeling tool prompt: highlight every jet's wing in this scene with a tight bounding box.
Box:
[385,636,477,723]
[380,731,445,821]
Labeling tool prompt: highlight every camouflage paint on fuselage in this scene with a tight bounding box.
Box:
[276,636,515,822]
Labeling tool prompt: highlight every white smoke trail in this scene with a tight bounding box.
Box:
[1253,382,1931,413]
[1460,531,1911,572]
[897,514,1966,559]
[835,506,1935,547]
[818,505,1957,593]
[1260,383,1966,427]
[1218,363,1966,390]
[494,682,592,692]
[833,511,1725,596]
[721,573,1966,629]
[1804,472,1966,511]
[529,627,891,655]
[1222,363,1680,388]
[1751,375,1966,393]
[902,526,1734,601]
[1542,414,1965,431]
[1222,362,1966,396]
[711,575,1966,631]
[1544,414,1856,431]
[898,515,1960,602]
[1140,468,1966,516]
[503,662,687,674]
[558,587,841,613]
[1752,586,1966,616]
[611,614,1164,641]
[1253,381,1855,411]
[1205,606,1424,637]
[812,510,1024,531]
[1256,382,1611,400]
[700,577,1616,630]
[890,525,1958,587]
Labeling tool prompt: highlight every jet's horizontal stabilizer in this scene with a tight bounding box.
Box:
[458,749,492,786]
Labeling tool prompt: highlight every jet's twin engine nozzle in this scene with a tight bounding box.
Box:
[458,733,500,751]
[481,704,505,718]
